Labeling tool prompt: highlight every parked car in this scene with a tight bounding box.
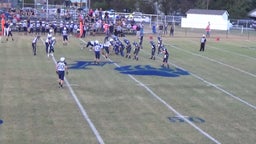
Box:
[132,15,151,23]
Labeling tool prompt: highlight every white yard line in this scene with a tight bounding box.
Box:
[109,58,222,144]
[78,38,221,143]
[52,56,105,144]
[40,39,105,144]
[148,46,256,110]
[171,45,256,78]
[209,45,256,61]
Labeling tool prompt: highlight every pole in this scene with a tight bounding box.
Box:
[46,0,48,20]
[206,0,209,10]
[88,0,90,9]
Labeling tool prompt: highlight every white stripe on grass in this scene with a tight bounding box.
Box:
[78,38,221,143]
[189,38,256,61]
[40,38,105,144]
[52,56,105,144]
[164,44,256,110]
[110,58,222,144]
[171,45,256,78]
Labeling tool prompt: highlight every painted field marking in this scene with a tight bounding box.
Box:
[0,119,3,125]
[209,45,256,61]
[111,58,221,144]
[40,38,105,144]
[52,56,105,144]
[150,44,256,110]
[171,45,256,78]
[78,38,221,144]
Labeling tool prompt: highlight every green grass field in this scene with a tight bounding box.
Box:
[0,30,256,144]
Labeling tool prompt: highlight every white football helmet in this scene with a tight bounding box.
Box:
[60,57,65,62]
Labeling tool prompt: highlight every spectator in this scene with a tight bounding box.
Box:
[170,25,174,37]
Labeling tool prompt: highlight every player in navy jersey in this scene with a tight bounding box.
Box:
[86,40,95,51]
[150,41,156,60]
[132,41,140,61]
[56,57,68,88]
[117,39,125,57]
[32,35,40,55]
[161,48,170,68]
[157,36,163,54]
[124,38,132,59]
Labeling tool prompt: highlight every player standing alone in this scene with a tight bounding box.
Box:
[32,35,40,56]
[93,40,102,64]
[56,57,68,88]
[161,48,170,68]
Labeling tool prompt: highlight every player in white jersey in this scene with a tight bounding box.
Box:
[93,40,102,64]
[56,57,68,88]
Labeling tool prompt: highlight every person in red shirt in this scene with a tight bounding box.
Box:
[1,14,5,36]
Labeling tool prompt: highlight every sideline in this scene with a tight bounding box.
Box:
[40,38,105,144]
[79,38,221,144]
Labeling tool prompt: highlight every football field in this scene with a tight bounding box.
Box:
[0,31,256,144]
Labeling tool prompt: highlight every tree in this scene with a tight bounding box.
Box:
[137,0,155,14]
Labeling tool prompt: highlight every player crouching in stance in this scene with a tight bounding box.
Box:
[124,38,132,59]
[102,39,111,58]
[56,57,68,88]
[161,48,170,68]
[32,35,40,56]
[85,40,95,51]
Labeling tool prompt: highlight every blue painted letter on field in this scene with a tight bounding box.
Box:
[115,65,189,77]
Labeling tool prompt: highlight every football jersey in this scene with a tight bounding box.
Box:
[56,61,67,71]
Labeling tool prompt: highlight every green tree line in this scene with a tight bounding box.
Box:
[25,0,256,18]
